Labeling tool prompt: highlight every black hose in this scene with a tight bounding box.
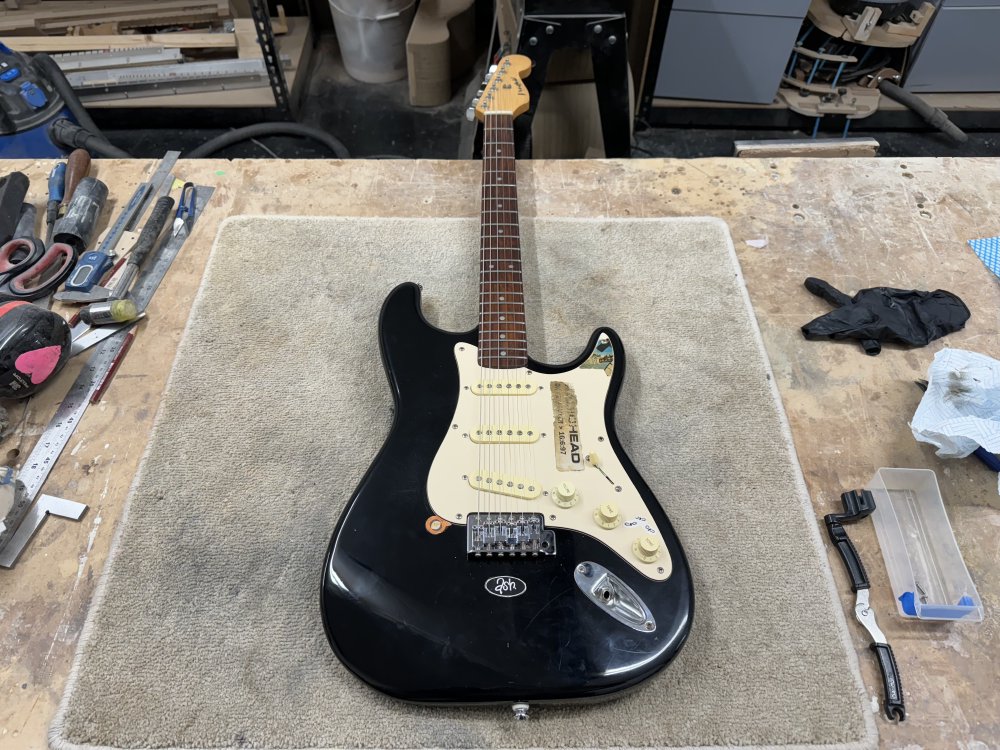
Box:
[50,119,132,158]
[185,123,351,158]
[878,80,968,144]
[36,51,351,159]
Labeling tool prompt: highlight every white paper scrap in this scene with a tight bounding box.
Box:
[911,349,1000,492]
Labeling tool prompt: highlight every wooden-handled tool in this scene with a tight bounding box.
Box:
[60,149,91,214]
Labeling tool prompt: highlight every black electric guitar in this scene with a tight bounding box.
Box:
[321,56,692,715]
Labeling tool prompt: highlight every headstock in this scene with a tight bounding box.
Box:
[465,54,532,122]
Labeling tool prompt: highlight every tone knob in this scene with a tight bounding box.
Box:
[594,502,621,529]
[553,480,579,508]
[632,535,661,563]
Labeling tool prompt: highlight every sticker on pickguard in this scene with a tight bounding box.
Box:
[581,334,614,377]
[551,381,584,472]
[624,515,657,535]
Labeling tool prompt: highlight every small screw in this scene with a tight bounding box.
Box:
[644,621,654,631]
[462,474,468,480]
[459,346,465,351]
[452,424,458,429]
[608,35,617,45]
[529,36,538,46]
[543,490,549,496]
[657,566,664,574]
[456,513,463,519]
[545,24,554,34]
[615,486,622,492]
[549,514,556,520]
[594,24,603,33]
[598,436,605,442]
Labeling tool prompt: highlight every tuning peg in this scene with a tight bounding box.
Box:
[476,88,484,97]
[465,106,476,122]
[488,64,497,73]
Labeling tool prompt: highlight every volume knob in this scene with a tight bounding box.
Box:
[553,481,579,508]
[594,502,621,529]
[632,535,661,563]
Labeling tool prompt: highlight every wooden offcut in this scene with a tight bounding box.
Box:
[406,0,476,107]
[0,0,231,35]
[733,138,880,158]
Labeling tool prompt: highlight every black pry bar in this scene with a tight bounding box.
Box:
[825,489,905,722]
[249,0,291,118]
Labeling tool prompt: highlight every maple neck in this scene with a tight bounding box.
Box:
[479,112,525,369]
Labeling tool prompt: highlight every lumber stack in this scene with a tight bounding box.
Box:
[0,1,311,109]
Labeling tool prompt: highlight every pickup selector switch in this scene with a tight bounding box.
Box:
[553,480,579,508]
[632,535,661,563]
[594,502,621,529]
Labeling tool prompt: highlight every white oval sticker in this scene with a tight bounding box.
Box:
[485,576,527,598]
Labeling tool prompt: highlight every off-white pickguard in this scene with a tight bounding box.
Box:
[426,333,672,581]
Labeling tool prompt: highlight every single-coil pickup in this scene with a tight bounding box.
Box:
[468,472,541,500]
[469,426,539,444]
[472,381,537,396]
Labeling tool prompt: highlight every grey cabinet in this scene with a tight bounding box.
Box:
[905,0,1000,92]
[654,0,811,104]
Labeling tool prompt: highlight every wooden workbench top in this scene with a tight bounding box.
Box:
[1,157,997,749]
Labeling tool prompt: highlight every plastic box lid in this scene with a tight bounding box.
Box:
[868,468,983,622]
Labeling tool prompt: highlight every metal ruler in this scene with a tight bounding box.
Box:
[0,184,215,569]
[96,152,179,252]
[0,333,127,567]
[53,47,183,72]
[67,58,289,102]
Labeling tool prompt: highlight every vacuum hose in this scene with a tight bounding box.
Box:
[33,53,132,156]
[50,119,132,159]
[877,80,968,144]
[36,51,352,159]
[184,123,351,158]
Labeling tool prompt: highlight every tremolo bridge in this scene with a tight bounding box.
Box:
[467,512,556,557]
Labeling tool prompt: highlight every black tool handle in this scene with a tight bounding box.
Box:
[824,517,870,592]
[871,643,905,721]
[131,195,174,268]
[0,172,30,245]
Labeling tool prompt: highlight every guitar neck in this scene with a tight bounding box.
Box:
[479,111,526,369]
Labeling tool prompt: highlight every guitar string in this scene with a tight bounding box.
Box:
[477,111,488,534]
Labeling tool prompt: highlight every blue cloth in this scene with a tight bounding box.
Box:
[969,236,1000,278]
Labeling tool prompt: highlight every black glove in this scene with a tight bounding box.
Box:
[801,277,970,356]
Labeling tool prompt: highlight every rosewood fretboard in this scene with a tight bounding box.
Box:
[478,111,526,369]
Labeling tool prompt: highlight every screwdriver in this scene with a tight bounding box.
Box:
[44,162,66,244]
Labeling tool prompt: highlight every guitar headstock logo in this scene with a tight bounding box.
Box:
[471,54,533,121]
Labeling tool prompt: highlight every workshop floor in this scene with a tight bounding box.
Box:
[99,33,1000,160]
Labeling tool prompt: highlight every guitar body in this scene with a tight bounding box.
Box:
[321,283,693,705]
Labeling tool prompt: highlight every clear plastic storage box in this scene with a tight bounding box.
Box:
[868,468,983,622]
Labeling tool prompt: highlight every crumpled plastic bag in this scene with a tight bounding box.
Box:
[912,349,1000,493]
[800,277,970,355]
